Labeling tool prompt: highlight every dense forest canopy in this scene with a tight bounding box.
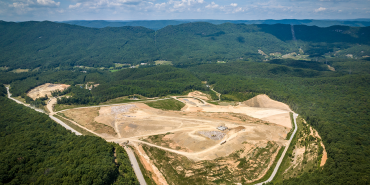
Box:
[0,21,370,184]
[0,21,369,70]
[61,19,370,30]
[0,85,139,184]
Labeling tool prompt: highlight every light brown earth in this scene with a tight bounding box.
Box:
[62,94,293,161]
[310,124,327,166]
[243,94,291,111]
[63,107,117,138]
[58,92,298,184]
[10,68,29,73]
[134,143,168,185]
[27,83,70,100]
[187,91,210,100]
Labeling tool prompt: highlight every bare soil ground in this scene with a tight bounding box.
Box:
[187,91,210,100]
[10,68,29,73]
[63,107,117,138]
[279,117,327,181]
[141,141,281,184]
[60,92,297,184]
[27,83,70,100]
[243,94,291,111]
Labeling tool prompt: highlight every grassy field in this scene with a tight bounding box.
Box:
[145,99,185,111]
[249,146,285,184]
[285,112,295,140]
[54,114,97,136]
[0,66,9,71]
[10,68,29,73]
[155,60,172,65]
[99,96,146,105]
[206,100,219,105]
[54,104,88,112]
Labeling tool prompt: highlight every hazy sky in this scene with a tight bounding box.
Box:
[1,0,370,21]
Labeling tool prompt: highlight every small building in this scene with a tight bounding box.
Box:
[217,126,228,131]
[140,63,147,65]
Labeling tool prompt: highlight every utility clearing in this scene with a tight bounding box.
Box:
[58,91,299,183]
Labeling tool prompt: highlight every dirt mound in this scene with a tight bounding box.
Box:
[187,91,209,100]
[243,94,291,111]
[27,83,70,100]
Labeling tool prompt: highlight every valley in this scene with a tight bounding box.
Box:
[0,20,369,185]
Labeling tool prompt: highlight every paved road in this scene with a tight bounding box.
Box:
[6,86,45,113]
[124,146,147,185]
[49,115,82,135]
[5,85,148,184]
[6,86,82,135]
[255,113,298,185]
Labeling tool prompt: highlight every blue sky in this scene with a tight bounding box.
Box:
[1,0,370,21]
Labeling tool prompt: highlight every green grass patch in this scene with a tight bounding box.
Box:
[207,100,219,105]
[249,146,286,184]
[285,112,295,140]
[54,104,88,112]
[110,69,120,72]
[99,97,145,105]
[145,99,185,111]
[272,116,306,184]
[155,60,172,65]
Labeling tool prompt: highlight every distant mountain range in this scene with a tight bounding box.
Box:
[1,20,369,70]
[60,19,370,30]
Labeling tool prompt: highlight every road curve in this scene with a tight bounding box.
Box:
[6,86,82,135]
[6,86,45,113]
[124,146,147,185]
[255,113,298,185]
[5,85,148,184]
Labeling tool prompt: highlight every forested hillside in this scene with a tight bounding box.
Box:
[1,21,369,70]
[0,85,139,184]
[1,21,370,184]
[61,19,370,30]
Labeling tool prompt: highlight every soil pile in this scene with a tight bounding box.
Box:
[243,94,291,111]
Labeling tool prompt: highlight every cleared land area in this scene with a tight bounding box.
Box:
[27,83,70,100]
[59,92,301,183]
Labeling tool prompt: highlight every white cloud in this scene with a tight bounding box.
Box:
[315,7,327,12]
[37,0,60,7]
[230,3,237,7]
[69,3,82,9]
[206,2,218,8]
[233,7,243,13]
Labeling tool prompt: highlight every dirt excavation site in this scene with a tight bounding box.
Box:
[27,83,70,100]
[58,92,296,184]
